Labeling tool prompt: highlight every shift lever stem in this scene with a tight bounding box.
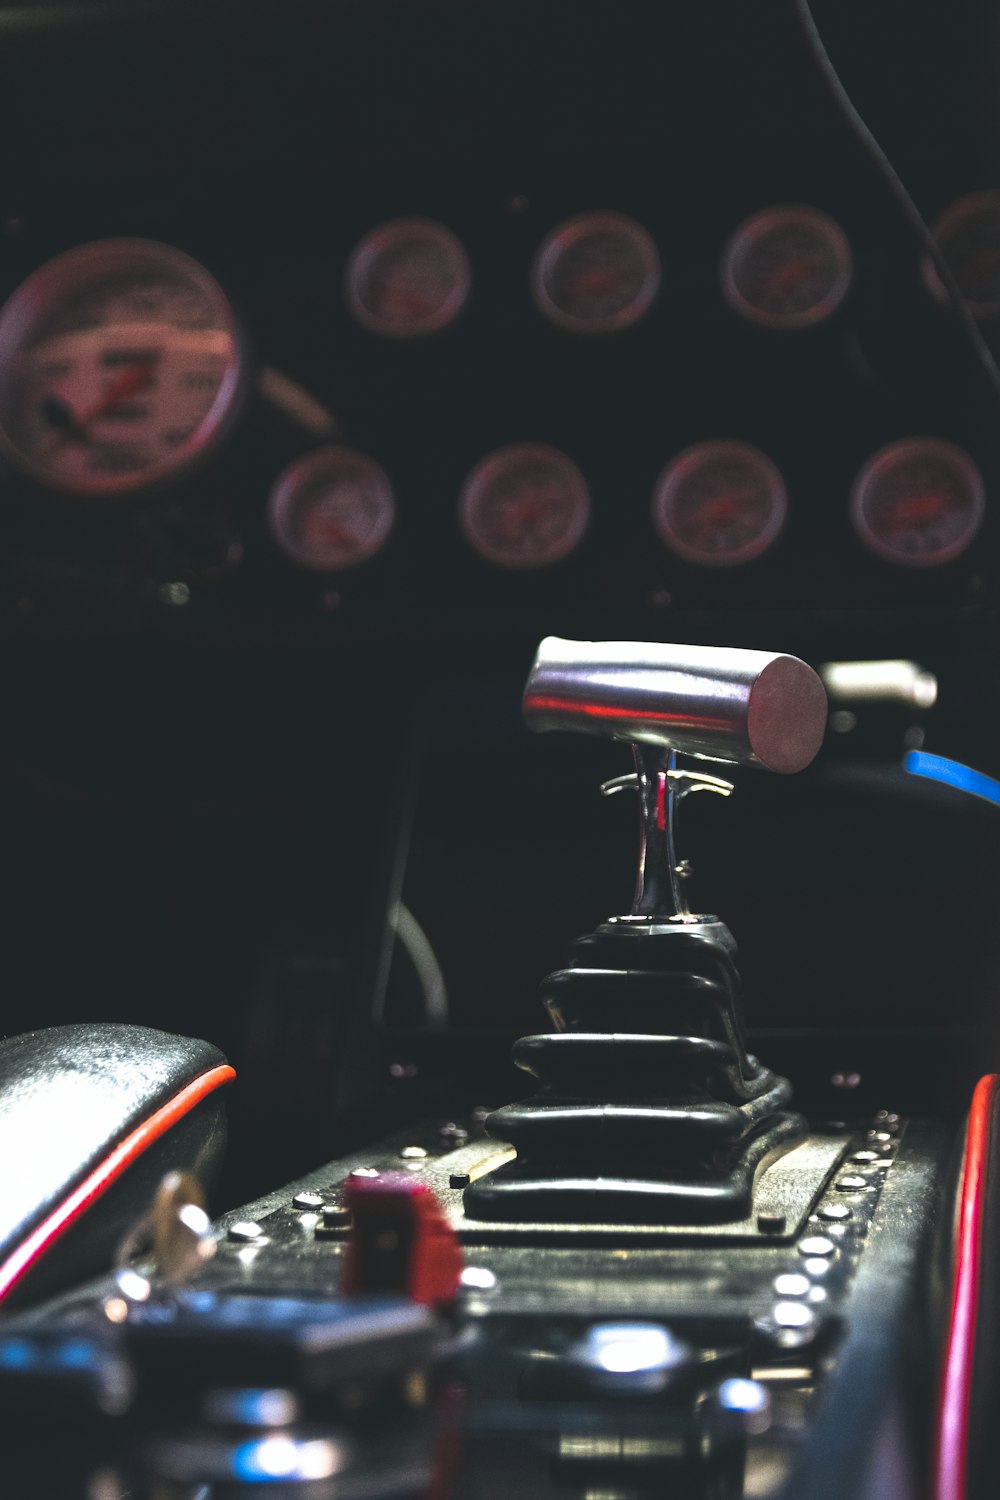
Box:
[635,744,686,918]
[632,745,735,919]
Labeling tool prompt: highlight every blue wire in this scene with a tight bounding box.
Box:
[903,750,1000,808]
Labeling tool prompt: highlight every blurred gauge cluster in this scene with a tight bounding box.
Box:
[0,0,996,650]
[0,198,993,636]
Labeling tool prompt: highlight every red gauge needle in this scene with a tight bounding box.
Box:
[701,498,745,525]
[892,492,949,524]
[43,360,156,444]
[306,513,356,548]
[769,263,810,293]
[573,268,618,299]
[498,497,555,539]
[384,289,434,318]
[77,360,156,427]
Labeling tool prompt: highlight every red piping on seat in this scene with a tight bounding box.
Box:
[935,1073,1000,1500]
[0,1062,236,1303]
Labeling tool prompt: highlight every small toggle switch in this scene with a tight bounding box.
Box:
[340,1173,464,1305]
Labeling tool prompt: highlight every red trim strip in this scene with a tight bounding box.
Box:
[0,1062,236,1303]
[935,1073,1000,1500]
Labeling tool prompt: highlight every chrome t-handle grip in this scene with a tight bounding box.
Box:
[523,638,828,919]
[523,637,827,774]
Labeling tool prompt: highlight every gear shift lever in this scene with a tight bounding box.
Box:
[524,638,827,920]
[464,639,828,1226]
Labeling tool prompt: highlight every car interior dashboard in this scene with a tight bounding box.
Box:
[1,2,1000,1497]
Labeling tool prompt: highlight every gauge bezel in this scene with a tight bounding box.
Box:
[344,217,471,339]
[849,437,985,568]
[0,237,249,500]
[531,211,661,334]
[651,439,787,567]
[458,441,591,569]
[924,191,1000,320]
[267,444,396,573]
[720,204,853,331]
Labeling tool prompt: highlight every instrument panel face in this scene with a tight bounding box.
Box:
[850,438,986,567]
[530,211,662,333]
[458,443,591,569]
[651,440,788,567]
[0,240,245,497]
[344,218,472,338]
[268,447,396,572]
[720,205,854,331]
[927,192,1000,320]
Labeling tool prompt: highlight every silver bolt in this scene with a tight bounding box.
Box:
[460,1267,497,1291]
[836,1176,869,1191]
[773,1273,810,1297]
[321,1205,351,1229]
[798,1236,836,1258]
[227,1221,264,1243]
[399,1146,428,1161]
[349,1168,380,1179]
[772,1301,816,1330]
[292,1191,324,1211]
[851,1150,880,1163]
[819,1204,852,1222]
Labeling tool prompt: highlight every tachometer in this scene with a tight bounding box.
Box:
[720,205,853,330]
[850,438,984,566]
[268,446,395,571]
[531,212,660,334]
[0,239,245,497]
[652,440,787,566]
[459,443,590,568]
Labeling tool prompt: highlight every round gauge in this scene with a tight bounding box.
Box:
[850,438,984,567]
[0,239,244,497]
[459,443,590,569]
[268,446,395,571]
[926,191,1000,319]
[531,212,661,333]
[345,218,471,338]
[720,205,853,330]
[652,441,787,567]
